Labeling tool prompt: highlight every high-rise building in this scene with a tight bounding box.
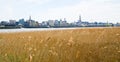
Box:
[48,20,55,27]
[76,15,82,26]
[19,19,25,25]
[9,20,16,24]
[54,20,60,26]
[28,16,33,22]
[26,16,38,27]
[59,18,68,26]
[78,15,81,23]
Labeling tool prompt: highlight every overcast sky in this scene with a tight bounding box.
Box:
[0,0,120,23]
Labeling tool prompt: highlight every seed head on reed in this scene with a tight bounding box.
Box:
[29,54,32,62]
[34,48,37,51]
[76,51,80,58]
[45,44,48,47]
[28,47,32,51]
[49,50,58,56]
[116,33,120,36]
[67,37,74,46]
[4,53,7,57]
[117,51,120,53]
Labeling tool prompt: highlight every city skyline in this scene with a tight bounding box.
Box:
[0,0,120,23]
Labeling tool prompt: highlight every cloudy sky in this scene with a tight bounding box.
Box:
[0,0,120,23]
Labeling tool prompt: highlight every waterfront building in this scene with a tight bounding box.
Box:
[19,18,25,25]
[41,21,48,27]
[9,20,16,25]
[48,20,55,27]
[0,21,8,25]
[76,15,82,26]
[26,16,39,27]
[54,20,60,26]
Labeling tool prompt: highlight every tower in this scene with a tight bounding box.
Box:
[29,16,31,21]
[64,18,66,21]
[79,15,81,23]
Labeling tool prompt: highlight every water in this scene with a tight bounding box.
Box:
[0,27,113,33]
[0,28,78,33]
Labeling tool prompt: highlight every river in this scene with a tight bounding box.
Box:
[0,27,113,33]
[0,28,79,33]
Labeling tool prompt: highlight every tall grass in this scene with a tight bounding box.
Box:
[0,27,120,62]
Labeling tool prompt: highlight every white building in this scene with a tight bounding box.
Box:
[48,20,55,27]
[9,20,16,24]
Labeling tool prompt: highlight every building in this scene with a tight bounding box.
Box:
[78,15,82,23]
[41,21,49,27]
[54,20,60,26]
[19,18,25,25]
[9,20,16,25]
[76,15,82,26]
[48,20,55,27]
[58,18,68,27]
[115,23,120,26]
[26,16,39,27]
[0,21,8,25]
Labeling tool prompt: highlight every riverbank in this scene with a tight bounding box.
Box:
[0,27,120,62]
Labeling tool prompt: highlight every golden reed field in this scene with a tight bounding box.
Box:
[0,27,120,62]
